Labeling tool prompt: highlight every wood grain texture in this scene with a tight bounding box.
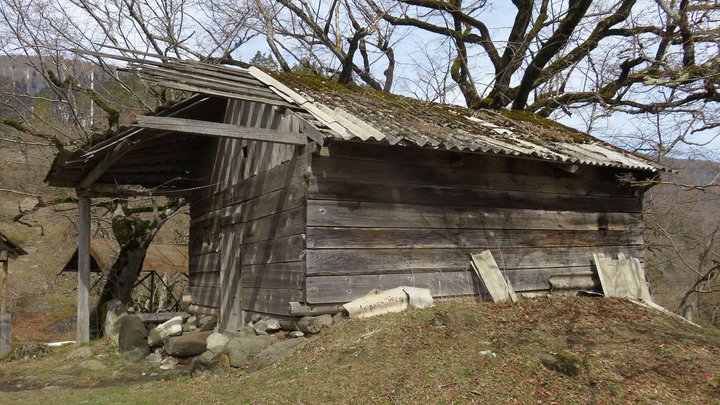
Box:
[307,200,641,231]
[306,227,642,249]
[305,266,603,304]
[312,155,635,197]
[306,246,645,276]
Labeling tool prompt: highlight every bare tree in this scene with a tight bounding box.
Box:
[0,0,259,323]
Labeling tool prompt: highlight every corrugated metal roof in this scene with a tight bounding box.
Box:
[247,67,660,172]
[50,53,663,180]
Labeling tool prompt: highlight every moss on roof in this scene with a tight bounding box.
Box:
[270,72,594,145]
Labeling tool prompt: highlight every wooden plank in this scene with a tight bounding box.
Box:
[76,196,91,343]
[307,200,642,231]
[306,271,478,304]
[0,258,7,314]
[306,246,645,276]
[312,155,635,197]
[242,206,306,244]
[189,252,220,272]
[242,287,304,316]
[188,286,220,308]
[242,262,305,290]
[190,262,305,289]
[0,314,9,357]
[78,138,131,190]
[196,151,309,211]
[242,234,306,265]
[240,182,306,224]
[134,116,307,145]
[306,227,642,249]
[470,251,518,302]
[305,266,603,304]
[307,178,642,213]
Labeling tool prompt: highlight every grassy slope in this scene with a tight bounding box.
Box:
[2,297,720,404]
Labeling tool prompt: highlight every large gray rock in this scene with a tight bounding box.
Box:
[206,332,229,355]
[164,331,212,357]
[104,300,127,338]
[225,335,276,368]
[118,315,149,362]
[279,315,332,334]
[250,337,307,371]
[103,300,127,337]
[192,350,221,373]
[148,316,184,347]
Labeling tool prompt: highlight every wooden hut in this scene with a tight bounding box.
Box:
[46,57,661,334]
[1,231,27,355]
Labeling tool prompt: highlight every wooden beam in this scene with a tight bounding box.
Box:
[134,116,307,145]
[78,138,131,190]
[77,196,91,343]
[90,183,189,197]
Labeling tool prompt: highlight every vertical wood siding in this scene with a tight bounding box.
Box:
[187,99,308,318]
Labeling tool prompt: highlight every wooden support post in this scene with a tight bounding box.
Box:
[0,253,9,356]
[77,195,91,343]
[0,253,8,314]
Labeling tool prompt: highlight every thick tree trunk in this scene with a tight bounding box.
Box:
[98,244,149,306]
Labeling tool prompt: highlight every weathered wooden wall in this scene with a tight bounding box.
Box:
[187,99,307,322]
[304,141,649,304]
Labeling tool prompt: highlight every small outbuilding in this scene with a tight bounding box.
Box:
[1,231,28,355]
[46,57,661,335]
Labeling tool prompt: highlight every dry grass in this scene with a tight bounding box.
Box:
[1,297,720,404]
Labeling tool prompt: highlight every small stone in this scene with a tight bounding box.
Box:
[198,316,217,331]
[66,346,94,360]
[159,356,179,370]
[250,313,262,323]
[146,352,163,363]
[540,351,583,377]
[207,332,229,355]
[79,359,107,371]
[479,350,496,358]
[289,331,304,338]
[315,314,333,328]
[332,312,344,325]
[186,315,197,326]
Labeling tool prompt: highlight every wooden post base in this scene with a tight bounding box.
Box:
[0,313,11,357]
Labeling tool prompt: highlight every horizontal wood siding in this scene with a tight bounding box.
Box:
[188,98,308,317]
[305,142,647,304]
